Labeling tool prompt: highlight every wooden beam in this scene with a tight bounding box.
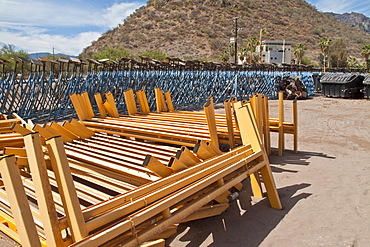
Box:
[46,136,89,241]
[23,133,65,247]
[94,93,107,118]
[124,89,138,115]
[0,155,41,247]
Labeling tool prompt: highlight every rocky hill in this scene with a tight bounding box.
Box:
[80,0,370,64]
[326,12,370,35]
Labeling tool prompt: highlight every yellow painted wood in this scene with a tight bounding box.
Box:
[233,101,262,152]
[193,140,220,160]
[46,136,89,241]
[233,182,243,191]
[136,90,151,113]
[224,99,235,149]
[81,92,95,119]
[3,147,27,156]
[144,156,174,178]
[164,91,175,112]
[50,122,79,142]
[11,123,32,136]
[213,191,231,203]
[44,125,73,143]
[104,92,119,117]
[179,203,230,222]
[250,171,263,198]
[23,133,65,247]
[259,160,282,209]
[262,96,271,155]
[0,155,42,247]
[94,93,107,118]
[69,119,95,137]
[293,99,298,153]
[81,146,254,229]
[176,146,201,167]
[204,99,219,148]
[124,89,138,115]
[62,122,90,139]
[33,124,58,140]
[141,239,165,247]
[149,225,177,241]
[278,91,284,156]
[90,151,267,247]
[168,157,188,172]
[70,93,88,121]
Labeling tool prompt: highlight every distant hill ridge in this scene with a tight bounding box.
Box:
[326,12,370,35]
[80,0,370,64]
[29,52,76,60]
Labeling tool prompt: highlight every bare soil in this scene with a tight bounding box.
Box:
[167,95,370,247]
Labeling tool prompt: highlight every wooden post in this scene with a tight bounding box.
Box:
[224,99,235,149]
[46,136,89,241]
[293,98,298,153]
[164,91,175,112]
[124,89,138,115]
[23,133,64,247]
[204,99,219,148]
[0,155,42,247]
[278,91,284,156]
[94,93,107,118]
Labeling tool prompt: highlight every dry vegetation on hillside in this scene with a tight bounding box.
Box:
[80,0,370,64]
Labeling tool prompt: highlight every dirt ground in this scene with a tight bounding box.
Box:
[167,95,370,247]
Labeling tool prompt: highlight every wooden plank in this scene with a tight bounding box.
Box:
[69,119,95,137]
[204,99,219,148]
[179,203,230,222]
[46,136,89,241]
[164,91,174,112]
[124,89,138,115]
[278,91,285,156]
[224,99,235,149]
[94,93,107,118]
[50,121,79,142]
[0,155,41,247]
[136,90,151,113]
[70,93,88,121]
[143,156,174,178]
[104,92,119,117]
[81,92,95,119]
[23,133,65,247]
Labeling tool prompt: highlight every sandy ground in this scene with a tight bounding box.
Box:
[167,95,370,247]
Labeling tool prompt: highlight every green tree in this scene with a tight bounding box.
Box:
[138,50,167,61]
[259,29,267,63]
[92,46,131,61]
[221,50,229,63]
[361,44,370,70]
[319,37,331,72]
[293,43,305,65]
[245,37,259,64]
[347,57,359,68]
[329,39,348,68]
[0,44,30,74]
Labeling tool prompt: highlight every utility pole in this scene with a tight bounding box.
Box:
[234,18,238,65]
[232,17,244,65]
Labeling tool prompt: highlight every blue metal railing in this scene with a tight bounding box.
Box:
[0,70,314,123]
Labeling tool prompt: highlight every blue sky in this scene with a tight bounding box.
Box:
[0,0,369,56]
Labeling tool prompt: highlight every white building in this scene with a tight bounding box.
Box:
[255,40,295,64]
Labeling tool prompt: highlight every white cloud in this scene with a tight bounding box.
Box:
[103,2,144,28]
[0,29,101,55]
[314,0,370,16]
[0,0,145,55]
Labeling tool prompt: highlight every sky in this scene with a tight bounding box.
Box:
[0,0,369,56]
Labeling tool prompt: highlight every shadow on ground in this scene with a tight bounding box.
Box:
[269,149,336,169]
[166,182,311,247]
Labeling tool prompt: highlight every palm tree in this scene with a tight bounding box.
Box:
[361,45,370,70]
[259,29,267,63]
[347,56,359,68]
[245,37,259,64]
[319,37,331,72]
[293,43,305,65]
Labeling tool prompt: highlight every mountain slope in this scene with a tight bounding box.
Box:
[80,0,370,64]
[326,12,370,35]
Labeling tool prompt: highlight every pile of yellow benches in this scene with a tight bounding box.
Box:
[0,88,298,246]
